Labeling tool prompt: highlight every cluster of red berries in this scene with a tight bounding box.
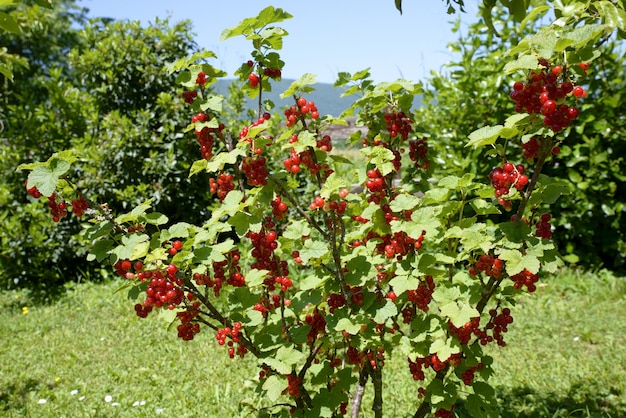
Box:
[193,114,225,160]
[409,137,429,170]
[522,137,540,160]
[283,146,331,178]
[327,292,346,313]
[535,212,552,239]
[283,373,302,398]
[407,275,435,312]
[365,168,387,203]
[241,156,268,186]
[176,301,201,341]
[478,307,513,346]
[448,311,512,347]
[460,363,484,385]
[167,240,183,256]
[248,73,260,88]
[70,197,89,217]
[271,196,289,220]
[182,90,197,104]
[509,59,586,133]
[144,272,184,310]
[316,134,332,152]
[216,249,245,288]
[283,97,320,126]
[27,185,89,222]
[469,254,504,278]
[196,70,207,87]
[435,406,456,418]
[384,111,412,140]
[47,193,69,223]
[510,269,539,292]
[448,317,481,345]
[488,162,529,209]
[216,321,247,358]
[304,310,327,344]
[408,352,461,381]
[209,173,235,201]
[126,263,184,315]
[246,226,289,290]
[252,294,291,317]
[193,271,221,297]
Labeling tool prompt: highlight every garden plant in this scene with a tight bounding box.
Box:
[15,0,626,416]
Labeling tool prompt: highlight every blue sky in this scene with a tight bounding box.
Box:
[79,0,479,84]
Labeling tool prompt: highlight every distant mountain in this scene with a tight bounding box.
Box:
[214,79,422,117]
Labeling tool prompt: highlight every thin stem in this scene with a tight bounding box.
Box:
[371,364,383,418]
[350,367,369,418]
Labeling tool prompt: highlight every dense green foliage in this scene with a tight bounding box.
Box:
[0,1,213,292]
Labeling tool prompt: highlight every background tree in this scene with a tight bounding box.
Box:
[416,4,626,272]
[0,0,214,294]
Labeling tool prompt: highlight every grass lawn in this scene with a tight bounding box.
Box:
[1,268,625,417]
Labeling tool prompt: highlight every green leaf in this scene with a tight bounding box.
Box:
[0,11,20,34]
[144,212,169,226]
[116,201,153,224]
[206,148,246,173]
[299,240,328,264]
[440,301,479,328]
[167,222,192,238]
[189,159,208,177]
[334,318,362,335]
[87,239,114,263]
[430,337,460,363]
[395,0,402,15]
[261,375,284,402]
[504,55,539,74]
[389,274,419,297]
[389,194,420,212]
[0,63,13,81]
[470,199,501,215]
[466,125,504,148]
[499,221,531,243]
[262,346,304,375]
[219,6,292,40]
[26,159,71,197]
[32,0,53,9]
[360,146,395,176]
[110,234,150,261]
[280,73,317,98]
[373,299,398,324]
[320,172,348,200]
[199,95,223,113]
[229,211,257,236]
[498,249,540,275]
[282,220,311,240]
[245,268,269,287]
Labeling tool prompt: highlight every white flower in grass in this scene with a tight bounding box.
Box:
[104,395,113,403]
[37,399,47,404]
[78,396,86,401]
[112,402,120,406]
[156,407,164,414]
[70,390,78,396]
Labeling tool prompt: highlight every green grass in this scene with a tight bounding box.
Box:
[1,269,625,417]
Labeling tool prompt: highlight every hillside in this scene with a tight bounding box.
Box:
[214,79,423,117]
